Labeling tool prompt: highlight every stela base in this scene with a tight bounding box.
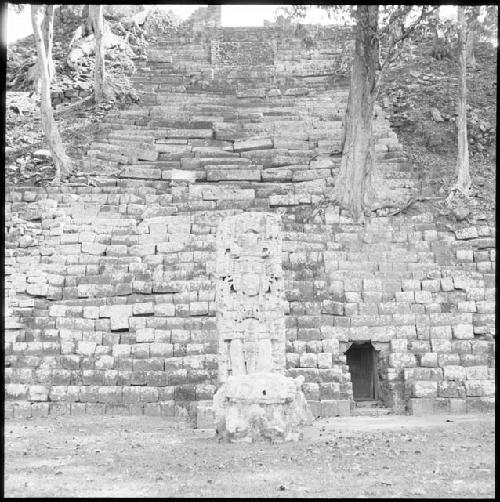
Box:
[213,373,313,443]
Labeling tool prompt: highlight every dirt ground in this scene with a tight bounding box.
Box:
[4,412,495,498]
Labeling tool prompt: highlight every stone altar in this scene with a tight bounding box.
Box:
[213,212,312,442]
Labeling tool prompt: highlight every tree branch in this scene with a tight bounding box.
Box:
[372,5,440,96]
[381,5,439,71]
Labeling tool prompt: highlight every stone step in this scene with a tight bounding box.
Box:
[196,401,215,429]
[71,34,415,257]
[353,402,392,416]
[96,117,143,126]
[87,150,130,165]
[131,76,189,86]
[352,408,393,417]
[81,158,119,173]
[107,129,156,140]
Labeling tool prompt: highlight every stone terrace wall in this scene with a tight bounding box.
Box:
[4,20,495,420]
[138,23,353,98]
[211,25,353,95]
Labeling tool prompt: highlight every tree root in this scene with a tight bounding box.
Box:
[384,197,416,216]
[373,195,444,216]
[54,95,93,116]
[445,184,470,206]
[304,194,336,223]
[50,168,74,186]
[305,194,441,223]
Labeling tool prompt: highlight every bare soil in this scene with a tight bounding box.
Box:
[4,413,495,498]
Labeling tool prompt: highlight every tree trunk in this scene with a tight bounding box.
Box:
[31,4,71,182]
[430,9,452,60]
[29,4,55,93]
[82,4,96,37]
[430,11,440,56]
[456,6,471,192]
[466,30,477,67]
[466,6,480,67]
[90,4,105,102]
[45,4,55,81]
[334,5,379,222]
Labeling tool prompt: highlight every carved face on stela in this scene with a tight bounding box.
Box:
[219,231,282,304]
[233,255,265,297]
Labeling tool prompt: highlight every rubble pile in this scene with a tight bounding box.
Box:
[7,5,84,93]
[381,38,496,158]
[140,8,180,40]
[5,92,47,185]
[6,6,179,106]
[5,6,182,185]
[5,90,114,186]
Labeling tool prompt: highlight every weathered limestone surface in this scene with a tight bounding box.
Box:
[215,213,286,380]
[213,213,311,441]
[213,373,310,442]
[3,16,495,419]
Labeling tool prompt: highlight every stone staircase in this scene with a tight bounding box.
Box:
[4,23,495,420]
[76,47,411,208]
[353,401,392,416]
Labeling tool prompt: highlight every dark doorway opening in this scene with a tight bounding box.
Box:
[346,342,378,401]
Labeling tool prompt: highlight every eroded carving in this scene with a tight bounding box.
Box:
[216,212,286,382]
[213,212,311,442]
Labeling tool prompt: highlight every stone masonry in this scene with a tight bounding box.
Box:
[4,11,495,420]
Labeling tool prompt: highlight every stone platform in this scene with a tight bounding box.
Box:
[213,373,312,442]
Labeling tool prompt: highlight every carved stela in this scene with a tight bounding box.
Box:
[213,212,312,442]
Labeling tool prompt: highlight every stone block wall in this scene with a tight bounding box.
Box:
[133,23,353,97]
[4,18,495,419]
[5,181,495,419]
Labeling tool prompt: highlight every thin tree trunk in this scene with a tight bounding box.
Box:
[430,9,443,59]
[430,13,440,57]
[45,4,54,81]
[430,9,452,60]
[90,5,105,102]
[334,5,379,222]
[82,4,96,37]
[31,4,71,182]
[466,30,477,67]
[30,4,54,93]
[466,6,480,67]
[456,6,471,192]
